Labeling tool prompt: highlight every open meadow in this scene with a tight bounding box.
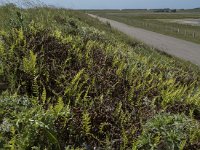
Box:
[88,9,200,44]
[0,4,200,149]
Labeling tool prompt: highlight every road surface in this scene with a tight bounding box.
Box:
[88,14,200,66]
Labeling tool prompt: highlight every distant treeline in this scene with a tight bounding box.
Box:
[152,8,177,13]
[122,8,200,13]
[116,8,177,13]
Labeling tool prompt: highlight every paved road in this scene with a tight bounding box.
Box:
[88,14,200,66]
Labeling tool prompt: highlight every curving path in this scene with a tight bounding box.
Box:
[88,14,200,66]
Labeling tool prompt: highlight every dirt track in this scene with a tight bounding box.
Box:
[89,14,200,66]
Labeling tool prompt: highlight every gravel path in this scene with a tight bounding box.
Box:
[89,14,200,66]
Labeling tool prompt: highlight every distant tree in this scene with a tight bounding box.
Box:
[164,8,170,12]
[171,9,177,13]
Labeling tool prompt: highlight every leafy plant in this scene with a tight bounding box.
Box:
[135,113,200,150]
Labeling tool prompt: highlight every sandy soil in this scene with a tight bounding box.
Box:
[89,14,200,66]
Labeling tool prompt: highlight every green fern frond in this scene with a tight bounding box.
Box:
[9,126,16,150]
[41,87,46,105]
[54,97,64,115]
[32,76,39,97]
[45,129,61,150]
[23,50,37,75]
[65,69,85,97]
[82,110,91,133]
[0,39,4,57]
[71,69,85,85]
[53,29,62,39]
[17,27,24,42]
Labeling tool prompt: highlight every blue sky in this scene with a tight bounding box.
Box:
[2,0,200,9]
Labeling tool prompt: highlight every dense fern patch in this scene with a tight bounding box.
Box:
[0,5,200,149]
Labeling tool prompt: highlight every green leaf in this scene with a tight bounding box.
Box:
[45,129,61,150]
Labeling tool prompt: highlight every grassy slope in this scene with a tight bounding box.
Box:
[88,10,200,44]
[0,5,200,149]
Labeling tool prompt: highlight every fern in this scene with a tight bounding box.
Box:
[23,50,37,75]
[53,29,62,39]
[1,6,200,150]
[65,69,86,101]
[45,129,61,150]
[128,85,135,102]
[121,128,128,149]
[32,75,39,97]
[9,126,16,150]
[0,39,4,57]
[82,110,91,134]
[179,140,186,150]
[99,122,110,134]
[18,27,24,39]
[41,87,46,105]
[54,97,64,115]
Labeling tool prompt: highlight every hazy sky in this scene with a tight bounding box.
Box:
[2,0,200,9]
[40,0,200,9]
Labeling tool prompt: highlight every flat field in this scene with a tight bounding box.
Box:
[88,10,200,44]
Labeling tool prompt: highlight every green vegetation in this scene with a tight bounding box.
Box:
[0,4,200,149]
[89,10,200,44]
